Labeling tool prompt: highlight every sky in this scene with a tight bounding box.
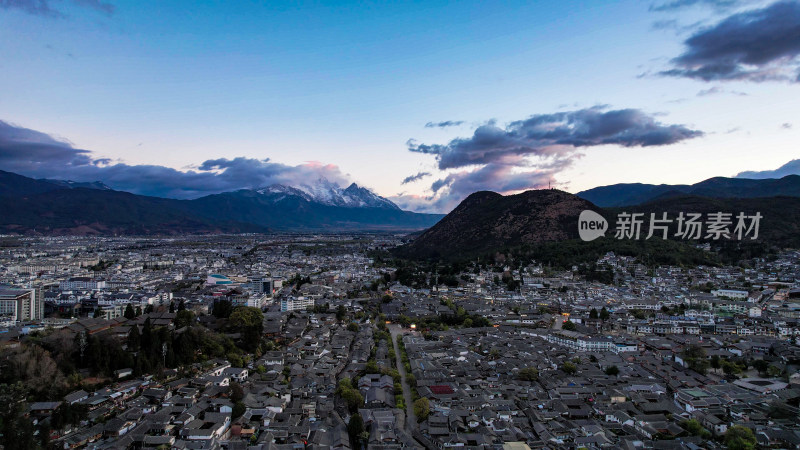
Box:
[1,0,799,212]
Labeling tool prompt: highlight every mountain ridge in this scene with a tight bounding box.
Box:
[0,170,442,234]
[577,174,800,207]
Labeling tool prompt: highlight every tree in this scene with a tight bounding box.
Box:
[169,301,175,313]
[414,397,430,422]
[229,383,244,403]
[175,310,195,329]
[605,365,620,376]
[724,425,756,450]
[124,304,135,320]
[711,355,722,372]
[228,307,264,352]
[336,305,347,321]
[561,362,577,375]
[599,307,610,321]
[0,383,38,450]
[683,419,711,439]
[517,367,539,381]
[752,359,769,375]
[347,323,359,332]
[178,299,186,311]
[127,325,141,351]
[135,306,142,316]
[212,300,233,319]
[562,320,577,331]
[347,413,365,449]
[589,308,599,319]
[232,401,246,419]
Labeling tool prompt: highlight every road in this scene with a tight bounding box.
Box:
[389,324,417,429]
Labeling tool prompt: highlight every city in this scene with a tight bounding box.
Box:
[1,233,798,448]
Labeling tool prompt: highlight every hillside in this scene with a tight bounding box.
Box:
[395,188,800,265]
[393,189,601,260]
[578,175,800,207]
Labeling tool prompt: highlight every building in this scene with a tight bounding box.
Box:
[280,296,314,312]
[0,288,41,323]
[711,289,748,300]
[248,276,273,295]
[59,277,106,291]
[206,274,233,286]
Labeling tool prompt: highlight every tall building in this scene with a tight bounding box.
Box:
[0,288,40,323]
[280,296,314,312]
[248,276,273,295]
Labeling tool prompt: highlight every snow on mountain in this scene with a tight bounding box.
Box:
[256,178,401,210]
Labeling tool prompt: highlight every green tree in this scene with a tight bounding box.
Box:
[413,397,430,422]
[605,365,620,376]
[561,362,577,375]
[212,300,233,318]
[336,305,347,321]
[683,419,711,439]
[232,401,246,419]
[347,323,359,332]
[127,325,141,351]
[347,413,365,449]
[752,359,769,375]
[589,308,599,319]
[0,383,39,450]
[599,307,610,321]
[174,310,195,328]
[517,367,539,381]
[229,383,244,403]
[562,320,577,331]
[724,425,756,450]
[124,304,135,320]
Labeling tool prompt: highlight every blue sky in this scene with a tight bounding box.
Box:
[1,0,799,212]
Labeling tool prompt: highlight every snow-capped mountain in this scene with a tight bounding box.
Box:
[256,178,400,210]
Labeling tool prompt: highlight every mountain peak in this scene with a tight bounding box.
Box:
[253,179,400,210]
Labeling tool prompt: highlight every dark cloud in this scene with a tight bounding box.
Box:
[782,122,793,129]
[408,106,702,170]
[0,120,349,199]
[402,107,702,213]
[424,120,465,128]
[735,159,800,178]
[649,0,747,12]
[661,1,800,82]
[0,0,114,17]
[401,171,431,184]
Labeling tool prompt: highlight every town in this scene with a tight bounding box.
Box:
[1,234,799,449]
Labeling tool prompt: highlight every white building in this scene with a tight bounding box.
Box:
[0,288,41,323]
[280,296,314,312]
[59,277,106,291]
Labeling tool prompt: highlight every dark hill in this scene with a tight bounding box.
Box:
[394,189,601,260]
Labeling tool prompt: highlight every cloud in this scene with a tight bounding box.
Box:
[696,86,748,96]
[408,106,702,170]
[0,120,350,199]
[391,163,562,213]
[781,122,793,129]
[401,171,431,184]
[661,1,800,82]
[403,107,702,213]
[424,120,465,128]
[649,0,749,12]
[0,0,114,17]
[735,159,800,178]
